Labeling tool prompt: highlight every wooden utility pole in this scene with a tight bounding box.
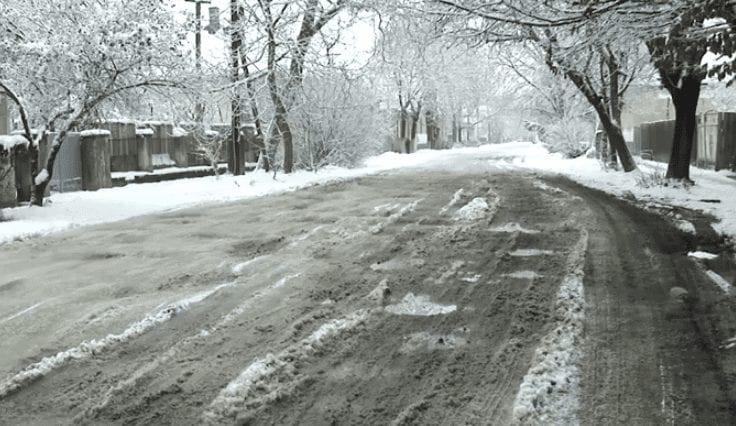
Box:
[229,0,243,175]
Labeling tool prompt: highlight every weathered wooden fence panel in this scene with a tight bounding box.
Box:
[80,131,112,191]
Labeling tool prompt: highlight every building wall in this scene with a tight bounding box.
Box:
[621,85,717,140]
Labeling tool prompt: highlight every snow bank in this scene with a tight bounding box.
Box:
[486,141,736,240]
[512,230,588,425]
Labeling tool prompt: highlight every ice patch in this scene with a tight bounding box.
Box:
[688,251,718,260]
[385,293,456,316]
[676,220,696,234]
[705,270,732,293]
[232,255,268,275]
[0,302,44,325]
[453,197,490,221]
[439,189,464,215]
[491,222,541,234]
[203,310,368,422]
[512,230,588,425]
[509,249,554,257]
[505,271,542,279]
[0,283,231,399]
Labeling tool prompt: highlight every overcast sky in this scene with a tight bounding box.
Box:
[173,0,376,68]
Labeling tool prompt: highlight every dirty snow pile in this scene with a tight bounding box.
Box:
[453,197,491,221]
[512,230,588,425]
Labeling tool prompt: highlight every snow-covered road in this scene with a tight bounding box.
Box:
[1,161,735,424]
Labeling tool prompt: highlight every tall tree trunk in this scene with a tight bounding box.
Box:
[607,54,622,167]
[32,131,66,206]
[666,75,701,181]
[564,69,636,172]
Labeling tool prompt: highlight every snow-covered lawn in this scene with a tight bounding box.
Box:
[1,141,735,244]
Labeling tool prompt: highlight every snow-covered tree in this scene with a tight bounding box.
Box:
[0,0,193,204]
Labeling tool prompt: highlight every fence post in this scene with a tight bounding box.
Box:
[136,128,153,172]
[170,127,189,167]
[80,130,112,191]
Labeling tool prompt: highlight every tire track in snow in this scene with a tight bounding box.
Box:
[76,274,302,421]
[0,282,233,400]
[511,230,588,425]
[202,310,369,423]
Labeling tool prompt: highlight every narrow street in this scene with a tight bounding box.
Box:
[1,160,735,425]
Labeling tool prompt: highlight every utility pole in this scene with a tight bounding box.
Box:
[185,0,210,122]
[229,0,243,175]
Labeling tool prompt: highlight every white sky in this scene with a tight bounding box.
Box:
[173,0,376,69]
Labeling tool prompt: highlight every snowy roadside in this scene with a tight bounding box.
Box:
[420,142,736,242]
[498,143,736,241]
[0,155,431,244]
